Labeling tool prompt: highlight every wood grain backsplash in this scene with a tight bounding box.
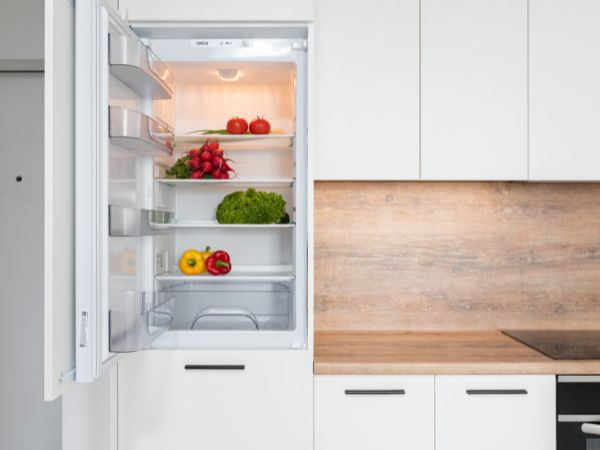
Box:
[315,182,600,331]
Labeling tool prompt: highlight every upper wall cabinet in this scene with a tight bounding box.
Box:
[421,0,528,180]
[530,0,600,180]
[314,0,420,180]
[119,0,314,22]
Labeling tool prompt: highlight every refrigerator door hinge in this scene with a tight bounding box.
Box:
[292,40,308,51]
[59,363,76,384]
[79,310,89,347]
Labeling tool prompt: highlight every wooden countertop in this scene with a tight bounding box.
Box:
[314,331,600,375]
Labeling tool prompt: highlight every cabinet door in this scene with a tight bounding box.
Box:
[44,0,76,401]
[421,0,528,180]
[315,375,434,450]
[118,350,313,450]
[314,0,420,180]
[435,375,556,450]
[530,0,600,180]
[119,0,313,22]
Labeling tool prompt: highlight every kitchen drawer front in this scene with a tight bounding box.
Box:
[118,349,313,450]
[435,375,556,450]
[315,375,434,450]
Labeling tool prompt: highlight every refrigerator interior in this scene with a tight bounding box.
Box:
[106,29,308,354]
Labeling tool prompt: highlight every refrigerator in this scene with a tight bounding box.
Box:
[74,0,310,383]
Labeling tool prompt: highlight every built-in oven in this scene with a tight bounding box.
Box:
[558,376,600,450]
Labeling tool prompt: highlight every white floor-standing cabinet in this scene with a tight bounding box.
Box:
[316,375,555,450]
[529,0,600,180]
[315,376,435,450]
[421,0,528,180]
[435,376,556,450]
[314,0,420,180]
[119,350,313,450]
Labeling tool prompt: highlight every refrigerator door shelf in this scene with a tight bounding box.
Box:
[109,107,174,157]
[109,292,175,353]
[109,205,173,237]
[109,33,174,100]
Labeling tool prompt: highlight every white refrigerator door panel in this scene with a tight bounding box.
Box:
[75,0,172,382]
[44,0,76,400]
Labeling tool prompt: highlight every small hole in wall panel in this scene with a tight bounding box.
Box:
[15,175,22,182]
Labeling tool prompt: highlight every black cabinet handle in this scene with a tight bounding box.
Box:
[466,389,528,395]
[345,389,405,395]
[185,364,245,370]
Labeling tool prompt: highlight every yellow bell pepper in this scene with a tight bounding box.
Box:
[199,246,213,263]
[179,249,206,276]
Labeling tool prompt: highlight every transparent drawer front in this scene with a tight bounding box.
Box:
[161,281,294,332]
[109,291,174,353]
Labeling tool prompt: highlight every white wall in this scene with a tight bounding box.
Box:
[0,0,44,68]
[0,72,62,450]
[62,366,118,450]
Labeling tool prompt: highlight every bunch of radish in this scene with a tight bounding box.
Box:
[187,140,234,179]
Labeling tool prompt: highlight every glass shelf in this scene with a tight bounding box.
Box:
[150,220,295,229]
[156,266,295,283]
[155,178,295,188]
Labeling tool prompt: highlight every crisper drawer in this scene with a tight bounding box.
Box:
[118,349,312,450]
[315,375,434,450]
[435,375,556,450]
[163,281,295,332]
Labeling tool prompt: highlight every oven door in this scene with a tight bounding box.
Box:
[558,417,600,450]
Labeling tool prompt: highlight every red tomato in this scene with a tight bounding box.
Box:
[226,117,248,135]
[249,116,271,135]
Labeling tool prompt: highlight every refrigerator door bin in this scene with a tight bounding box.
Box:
[160,281,295,332]
[109,291,175,353]
[109,107,174,156]
[109,205,173,236]
[109,33,174,99]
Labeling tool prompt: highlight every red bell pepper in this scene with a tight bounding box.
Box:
[205,250,232,276]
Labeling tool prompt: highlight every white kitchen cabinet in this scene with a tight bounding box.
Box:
[314,0,420,180]
[530,0,600,180]
[421,0,528,180]
[119,0,313,22]
[118,350,313,450]
[435,375,556,450]
[315,375,434,450]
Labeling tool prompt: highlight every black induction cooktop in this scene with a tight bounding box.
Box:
[502,330,600,360]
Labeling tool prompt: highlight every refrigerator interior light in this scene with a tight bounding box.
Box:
[216,68,241,82]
